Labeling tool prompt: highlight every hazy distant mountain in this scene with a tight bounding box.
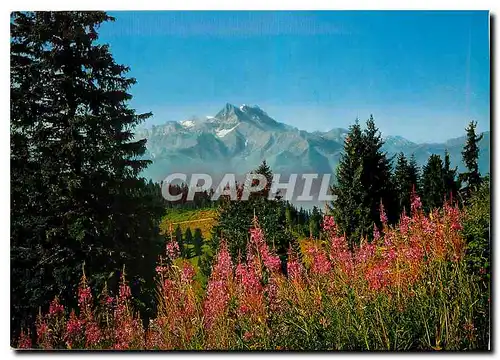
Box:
[134,103,490,184]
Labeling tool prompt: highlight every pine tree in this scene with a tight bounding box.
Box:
[394,152,412,216]
[362,115,397,226]
[329,120,372,246]
[212,162,291,260]
[252,159,273,199]
[10,11,163,338]
[443,149,459,203]
[460,121,483,198]
[285,204,293,232]
[184,227,194,258]
[422,154,445,212]
[408,154,421,195]
[309,206,321,239]
[193,228,204,258]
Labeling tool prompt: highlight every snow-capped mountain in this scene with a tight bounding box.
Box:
[134,103,490,183]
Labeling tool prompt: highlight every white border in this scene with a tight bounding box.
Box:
[1,1,496,359]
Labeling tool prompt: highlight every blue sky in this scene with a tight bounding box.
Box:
[98,11,490,143]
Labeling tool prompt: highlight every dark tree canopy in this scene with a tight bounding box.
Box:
[11,11,164,339]
[460,121,483,198]
[421,154,446,212]
[329,116,396,247]
[212,161,291,261]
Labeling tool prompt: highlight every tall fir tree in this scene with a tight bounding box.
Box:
[10,11,164,338]
[251,159,273,199]
[175,225,184,256]
[212,161,291,261]
[193,228,204,258]
[329,120,372,247]
[393,152,420,217]
[443,149,459,203]
[421,154,446,212]
[407,153,421,196]
[394,152,412,216]
[459,121,483,198]
[330,116,397,247]
[362,115,398,226]
[184,227,194,258]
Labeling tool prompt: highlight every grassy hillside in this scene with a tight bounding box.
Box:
[160,208,218,240]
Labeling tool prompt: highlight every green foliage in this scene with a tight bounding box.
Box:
[422,154,445,212]
[212,196,291,261]
[19,204,489,350]
[193,228,204,258]
[308,206,322,239]
[408,154,421,195]
[10,11,164,339]
[443,150,459,202]
[394,152,416,216]
[459,121,483,197]
[212,161,292,261]
[462,178,490,277]
[330,116,396,247]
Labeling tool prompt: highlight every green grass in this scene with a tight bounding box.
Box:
[160,208,217,240]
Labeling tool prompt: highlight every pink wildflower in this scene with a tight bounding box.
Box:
[49,297,64,316]
[181,263,196,284]
[399,213,411,235]
[410,187,422,214]
[322,215,337,233]
[380,202,388,224]
[373,224,380,241]
[66,310,82,336]
[78,286,92,308]
[166,241,180,260]
[17,329,32,349]
[308,247,331,275]
[85,320,101,347]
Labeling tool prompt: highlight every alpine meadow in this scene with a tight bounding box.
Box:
[10,11,491,351]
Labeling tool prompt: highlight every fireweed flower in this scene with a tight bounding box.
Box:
[287,258,303,280]
[166,241,180,260]
[106,296,114,306]
[410,190,423,215]
[445,203,462,231]
[112,273,144,350]
[203,242,233,329]
[266,279,281,313]
[373,224,381,241]
[85,320,102,347]
[366,262,391,291]
[49,297,65,317]
[399,213,411,235]
[308,247,331,275]
[286,245,304,280]
[65,310,83,346]
[328,233,354,277]
[36,320,49,344]
[322,215,337,233]
[78,286,92,308]
[181,263,196,284]
[355,242,376,265]
[236,262,262,294]
[155,265,168,275]
[235,257,266,322]
[421,216,435,235]
[20,203,478,350]
[249,221,282,273]
[17,329,32,349]
[380,202,388,225]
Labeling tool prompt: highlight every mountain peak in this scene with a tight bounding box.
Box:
[214,103,240,119]
[240,104,268,116]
